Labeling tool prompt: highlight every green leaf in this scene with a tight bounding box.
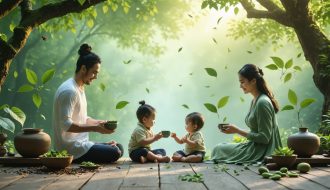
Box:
[4,107,26,127]
[271,56,284,69]
[18,84,34,92]
[284,73,292,83]
[116,101,129,109]
[204,103,217,113]
[77,0,86,6]
[99,83,106,91]
[87,19,94,28]
[288,89,297,106]
[26,68,38,85]
[217,96,229,109]
[9,23,15,32]
[234,7,239,15]
[123,59,131,64]
[33,93,42,108]
[182,104,189,109]
[285,59,293,69]
[178,47,183,52]
[14,71,18,78]
[102,5,109,13]
[0,33,7,41]
[146,88,150,93]
[293,66,302,71]
[300,98,316,109]
[265,64,278,70]
[201,1,208,9]
[223,117,227,122]
[240,97,245,102]
[205,68,217,78]
[41,69,55,84]
[297,53,302,58]
[281,105,295,111]
[0,116,15,133]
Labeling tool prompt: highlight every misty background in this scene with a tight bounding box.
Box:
[0,1,324,157]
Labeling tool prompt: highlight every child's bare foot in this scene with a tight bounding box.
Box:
[158,156,170,163]
[181,156,202,163]
[140,156,147,164]
[172,155,182,162]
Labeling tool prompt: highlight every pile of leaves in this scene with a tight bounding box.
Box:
[178,173,204,183]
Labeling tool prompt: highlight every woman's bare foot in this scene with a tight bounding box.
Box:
[158,156,170,163]
[140,156,147,164]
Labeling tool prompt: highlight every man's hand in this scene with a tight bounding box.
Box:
[94,122,115,134]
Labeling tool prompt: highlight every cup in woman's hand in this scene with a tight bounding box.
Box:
[218,123,229,130]
[104,121,118,130]
[161,131,171,138]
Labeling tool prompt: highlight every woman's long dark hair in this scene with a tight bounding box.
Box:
[75,43,101,73]
[239,64,279,113]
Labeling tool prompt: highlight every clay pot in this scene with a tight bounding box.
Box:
[287,127,320,158]
[14,128,51,158]
[0,133,7,146]
[41,155,73,169]
[0,145,7,157]
[272,155,297,168]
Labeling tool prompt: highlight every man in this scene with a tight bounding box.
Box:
[53,43,123,163]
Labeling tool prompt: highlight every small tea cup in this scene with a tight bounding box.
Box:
[218,123,229,130]
[104,121,118,130]
[161,131,171,138]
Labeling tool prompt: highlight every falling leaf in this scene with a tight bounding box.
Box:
[146,88,150,93]
[99,83,106,91]
[227,48,231,53]
[247,50,253,54]
[189,73,193,75]
[40,114,46,120]
[204,68,217,78]
[188,14,193,18]
[204,85,210,88]
[217,17,222,24]
[179,84,182,87]
[212,38,217,44]
[123,59,132,64]
[297,53,302,58]
[225,65,228,69]
[14,71,18,78]
[213,27,217,30]
[116,101,129,109]
[240,97,245,102]
[41,36,47,41]
[182,104,189,109]
[178,47,183,52]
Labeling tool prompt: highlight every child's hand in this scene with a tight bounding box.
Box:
[182,136,188,143]
[154,132,163,141]
[171,133,177,138]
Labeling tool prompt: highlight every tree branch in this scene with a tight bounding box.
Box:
[20,0,32,17]
[256,0,282,11]
[240,0,292,27]
[20,0,106,27]
[0,0,22,19]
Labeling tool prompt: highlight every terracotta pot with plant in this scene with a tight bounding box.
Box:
[272,147,297,168]
[0,105,26,157]
[281,89,320,157]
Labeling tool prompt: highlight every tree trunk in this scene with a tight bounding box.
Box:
[289,3,330,114]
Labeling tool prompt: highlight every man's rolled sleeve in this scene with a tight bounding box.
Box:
[58,90,78,131]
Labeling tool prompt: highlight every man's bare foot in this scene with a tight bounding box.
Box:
[158,156,170,163]
[140,156,147,164]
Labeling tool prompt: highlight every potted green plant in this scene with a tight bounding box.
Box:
[41,150,73,169]
[0,105,25,156]
[281,89,320,158]
[319,135,330,157]
[272,147,297,168]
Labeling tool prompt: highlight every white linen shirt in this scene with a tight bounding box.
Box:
[53,78,94,159]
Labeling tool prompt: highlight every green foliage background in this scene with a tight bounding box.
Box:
[0,0,327,156]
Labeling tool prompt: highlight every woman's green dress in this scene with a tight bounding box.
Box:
[211,94,282,164]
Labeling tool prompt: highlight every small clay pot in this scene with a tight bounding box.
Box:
[41,155,73,169]
[287,127,320,158]
[0,145,7,157]
[14,128,51,158]
[104,121,118,130]
[0,133,7,146]
[272,154,297,168]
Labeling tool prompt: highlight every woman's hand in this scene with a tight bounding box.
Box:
[221,124,239,134]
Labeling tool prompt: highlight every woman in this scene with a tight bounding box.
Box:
[211,64,282,163]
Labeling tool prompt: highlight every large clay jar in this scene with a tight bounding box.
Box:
[287,127,320,158]
[14,128,51,158]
